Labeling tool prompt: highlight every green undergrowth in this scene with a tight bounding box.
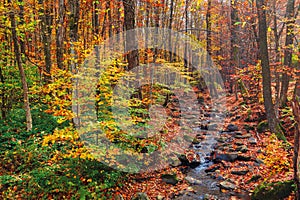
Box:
[0,107,125,199]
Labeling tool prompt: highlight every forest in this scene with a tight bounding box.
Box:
[0,0,300,199]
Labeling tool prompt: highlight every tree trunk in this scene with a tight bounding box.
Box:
[230,0,240,97]
[56,0,65,69]
[39,0,52,82]
[292,98,300,199]
[9,9,33,131]
[206,0,212,55]
[0,64,6,119]
[168,0,174,62]
[256,0,286,141]
[279,0,295,107]
[123,0,139,70]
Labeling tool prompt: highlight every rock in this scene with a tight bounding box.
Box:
[131,192,150,200]
[185,176,202,185]
[192,138,200,144]
[183,135,194,143]
[234,133,252,139]
[208,123,218,130]
[255,158,264,165]
[237,155,252,161]
[236,145,248,153]
[213,152,238,162]
[205,164,220,173]
[161,174,178,185]
[227,124,239,132]
[252,180,295,200]
[231,169,249,175]
[234,131,243,135]
[178,154,189,165]
[219,181,236,190]
[216,137,226,143]
[234,141,244,146]
[169,157,182,167]
[203,194,218,200]
[249,137,257,145]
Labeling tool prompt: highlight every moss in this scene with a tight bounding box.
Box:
[257,120,268,133]
[251,180,295,200]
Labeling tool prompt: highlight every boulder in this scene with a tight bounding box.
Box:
[185,176,202,185]
[219,181,236,190]
[231,169,249,175]
[131,193,150,200]
[213,152,238,162]
[161,174,178,185]
[227,124,239,132]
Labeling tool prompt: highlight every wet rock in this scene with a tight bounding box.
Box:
[254,158,264,165]
[205,165,220,173]
[219,181,236,190]
[216,136,226,143]
[169,157,182,167]
[178,154,189,165]
[208,123,218,130]
[234,133,252,139]
[231,169,249,175]
[183,135,194,143]
[237,155,252,161]
[203,194,218,200]
[192,138,200,144]
[213,152,238,162]
[161,174,178,185]
[131,192,150,200]
[178,153,201,168]
[234,140,244,146]
[236,145,248,153]
[249,137,257,145]
[227,124,239,132]
[234,131,243,135]
[185,176,202,185]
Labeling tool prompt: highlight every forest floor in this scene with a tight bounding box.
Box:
[113,92,296,200]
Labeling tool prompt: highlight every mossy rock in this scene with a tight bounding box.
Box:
[251,180,295,200]
[257,120,268,133]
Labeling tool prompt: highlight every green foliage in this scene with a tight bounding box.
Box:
[252,180,295,200]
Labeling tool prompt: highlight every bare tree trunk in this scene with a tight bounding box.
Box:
[123,0,139,70]
[168,0,174,62]
[206,0,212,55]
[230,0,240,98]
[9,9,32,131]
[256,0,286,141]
[292,98,300,199]
[39,0,52,82]
[279,0,295,107]
[56,0,65,69]
[0,64,6,119]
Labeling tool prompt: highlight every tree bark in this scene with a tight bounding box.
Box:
[56,0,65,69]
[279,0,295,107]
[256,0,286,141]
[206,0,212,55]
[292,98,300,200]
[230,0,240,96]
[9,9,33,131]
[123,0,139,70]
[39,0,52,82]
